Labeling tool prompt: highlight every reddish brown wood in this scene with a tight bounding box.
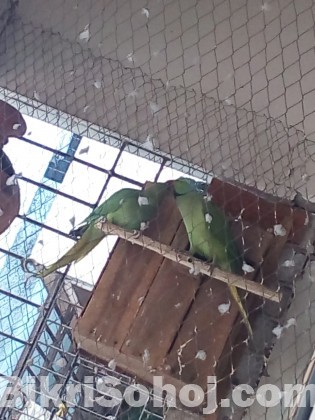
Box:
[74,177,306,419]
[208,178,307,244]
[76,192,183,351]
[122,223,201,368]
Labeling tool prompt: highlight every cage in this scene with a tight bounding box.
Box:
[1,1,315,420]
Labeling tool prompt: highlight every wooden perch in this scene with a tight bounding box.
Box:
[97,221,281,303]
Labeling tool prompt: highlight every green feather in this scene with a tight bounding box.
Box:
[39,182,169,278]
[173,178,253,337]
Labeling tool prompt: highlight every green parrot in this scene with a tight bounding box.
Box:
[170,177,253,337]
[39,182,170,278]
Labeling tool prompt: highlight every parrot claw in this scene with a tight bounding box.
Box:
[132,230,141,239]
[21,258,44,276]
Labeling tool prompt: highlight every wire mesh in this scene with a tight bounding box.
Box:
[0,1,315,419]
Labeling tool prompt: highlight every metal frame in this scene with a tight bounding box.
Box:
[0,120,206,419]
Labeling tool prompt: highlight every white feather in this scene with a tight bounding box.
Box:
[282,260,295,267]
[242,263,255,273]
[0,208,3,217]
[108,359,117,370]
[138,196,149,206]
[13,123,21,130]
[79,24,90,41]
[273,224,286,237]
[272,325,283,339]
[33,91,40,101]
[141,7,149,18]
[93,80,102,89]
[218,301,231,314]
[149,101,160,114]
[195,350,207,361]
[205,213,212,223]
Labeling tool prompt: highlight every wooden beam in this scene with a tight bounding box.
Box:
[97,221,281,303]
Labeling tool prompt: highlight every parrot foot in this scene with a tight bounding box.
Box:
[21,258,44,276]
[132,230,142,239]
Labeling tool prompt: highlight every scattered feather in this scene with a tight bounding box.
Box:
[138,196,149,206]
[142,349,150,366]
[27,131,32,136]
[165,80,170,90]
[141,7,149,18]
[224,97,232,105]
[79,24,90,42]
[149,101,160,114]
[272,318,296,339]
[108,359,117,370]
[127,89,138,99]
[79,146,90,155]
[302,173,309,182]
[83,105,90,113]
[33,91,40,101]
[273,224,286,237]
[282,260,295,268]
[189,265,200,275]
[195,350,207,361]
[242,263,255,274]
[143,134,155,151]
[218,301,231,315]
[0,208,3,217]
[152,50,160,57]
[96,377,103,386]
[93,80,102,89]
[205,213,212,224]
[69,216,76,228]
[55,357,67,368]
[285,318,297,328]
[38,239,44,246]
[13,123,21,130]
[127,52,135,63]
[174,303,181,309]
[140,221,149,231]
[272,325,284,339]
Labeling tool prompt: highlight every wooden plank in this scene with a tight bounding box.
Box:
[208,178,308,244]
[122,223,201,368]
[165,277,239,387]
[76,192,183,350]
[73,329,188,399]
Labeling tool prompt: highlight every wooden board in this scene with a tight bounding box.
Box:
[75,192,183,351]
[122,223,201,368]
[209,178,308,244]
[74,176,309,420]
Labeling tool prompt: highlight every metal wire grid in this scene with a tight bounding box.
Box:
[0,1,315,419]
[0,129,204,419]
[1,0,315,203]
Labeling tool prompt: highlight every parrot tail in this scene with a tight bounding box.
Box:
[229,285,253,337]
[40,226,105,278]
